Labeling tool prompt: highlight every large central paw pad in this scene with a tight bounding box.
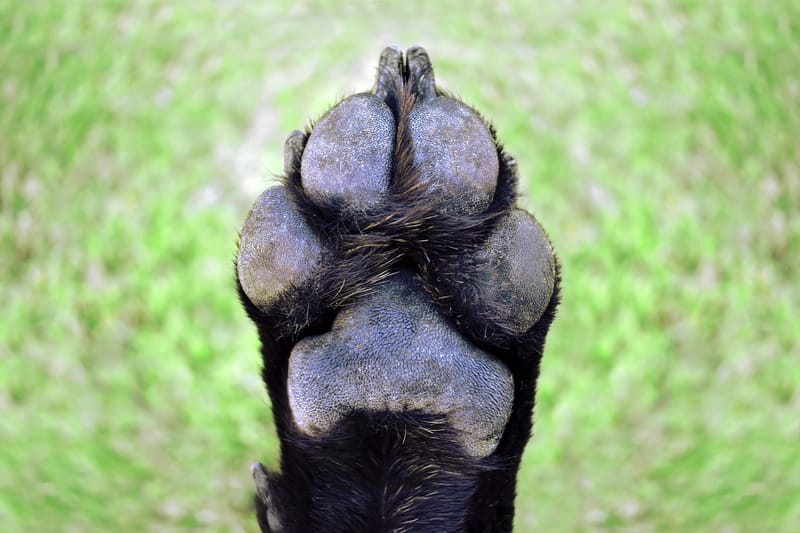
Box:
[237,46,557,458]
[288,274,513,458]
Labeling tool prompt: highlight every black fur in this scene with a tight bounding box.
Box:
[236,47,560,532]
[259,411,500,532]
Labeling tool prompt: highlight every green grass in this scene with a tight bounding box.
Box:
[2,1,798,531]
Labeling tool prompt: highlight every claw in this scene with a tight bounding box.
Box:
[283,130,306,174]
[406,46,436,102]
[374,45,404,102]
[252,462,283,531]
[251,462,270,502]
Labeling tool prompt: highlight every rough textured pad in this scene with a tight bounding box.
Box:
[473,209,556,334]
[408,97,499,215]
[237,186,323,310]
[301,93,395,211]
[287,273,513,458]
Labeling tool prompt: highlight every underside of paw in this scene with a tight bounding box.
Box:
[237,46,560,531]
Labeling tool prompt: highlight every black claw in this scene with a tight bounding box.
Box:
[251,462,270,501]
[406,45,436,102]
[374,45,404,102]
[283,130,306,174]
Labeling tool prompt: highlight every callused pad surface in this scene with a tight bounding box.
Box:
[472,209,556,334]
[301,93,395,210]
[287,273,514,458]
[408,97,499,215]
[237,186,323,310]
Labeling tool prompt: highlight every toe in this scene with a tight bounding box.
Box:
[237,186,324,311]
[301,94,395,212]
[408,97,499,215]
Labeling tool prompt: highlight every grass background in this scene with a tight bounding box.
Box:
[2,1,798,531]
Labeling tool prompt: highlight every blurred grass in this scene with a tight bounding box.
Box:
[1,1,798,531]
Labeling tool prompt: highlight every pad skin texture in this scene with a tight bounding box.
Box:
[301,93,395,211]
[287,272,513,458]
[236,46,560,532]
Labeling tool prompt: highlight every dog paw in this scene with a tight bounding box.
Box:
[237,45,558,458]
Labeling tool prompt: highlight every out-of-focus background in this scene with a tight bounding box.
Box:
[2,1,798,531]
